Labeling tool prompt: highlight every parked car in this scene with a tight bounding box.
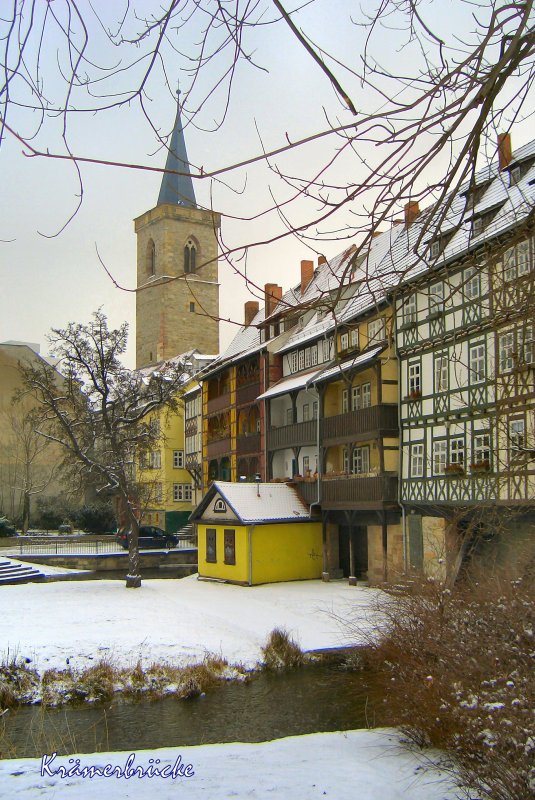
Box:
[115,526,178,550]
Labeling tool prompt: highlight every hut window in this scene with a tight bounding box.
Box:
[224,529,236,565]
[206,529,217,563]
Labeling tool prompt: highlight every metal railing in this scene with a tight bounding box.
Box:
[17,535,196,556]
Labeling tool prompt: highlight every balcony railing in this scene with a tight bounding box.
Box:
[207,437,231,459]
[321,404,398,444]
[268,419,317,451]
[207,392,231,415]
[236,382,261,406]
[237,432,261,455]
[294,474,398,508]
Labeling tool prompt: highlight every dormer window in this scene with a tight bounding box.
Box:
[472,216,484,237]
[430,240,441,259]
[184,239,197,273]
[340,333,349,352]
[510,166,521,186]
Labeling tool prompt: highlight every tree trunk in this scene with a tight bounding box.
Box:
[125,506,142,588]
[22,490,30,534]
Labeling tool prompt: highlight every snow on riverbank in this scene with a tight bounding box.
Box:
[0,575,381,671]
[0,729,460,799]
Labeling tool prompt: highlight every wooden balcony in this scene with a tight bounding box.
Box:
[295,474,398,509]
[268,420,317,451]
[237,432,261,455]
[207,437,232,459]
[207,392,231,415]
[321,404,398,445]
[185,455,201,471]
[236,382,261,406]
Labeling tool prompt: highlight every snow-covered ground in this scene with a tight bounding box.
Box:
[0,730,460,799]
[0,575,381,671]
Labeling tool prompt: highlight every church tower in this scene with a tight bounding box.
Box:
[134,92,220,368]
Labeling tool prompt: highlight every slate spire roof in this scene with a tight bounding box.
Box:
[157,87,197,208]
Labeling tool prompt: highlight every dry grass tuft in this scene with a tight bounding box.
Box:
[261,627,304,670]
[0,659,39,708]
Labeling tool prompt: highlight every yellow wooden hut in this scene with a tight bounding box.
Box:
[191,481,322,585]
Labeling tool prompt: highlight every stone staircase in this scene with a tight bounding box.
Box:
[0,558,45,586]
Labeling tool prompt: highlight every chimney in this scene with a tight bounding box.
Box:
[404,201,420,227]
[300,260,314,294]
[498,132,512,171]
[264,283,282,317]
[244,301,259,327]
[318,255,327,266]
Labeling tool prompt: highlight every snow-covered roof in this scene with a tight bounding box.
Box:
[256,368,323,401]
[312,344,387,384]
[208,136,535,373]
[193,481,315,524]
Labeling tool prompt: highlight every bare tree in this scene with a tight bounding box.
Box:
[1,408,59,532]
[19,310,188,588]
[0,1,533,311]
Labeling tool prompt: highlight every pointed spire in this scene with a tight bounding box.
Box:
[157,86,196,208]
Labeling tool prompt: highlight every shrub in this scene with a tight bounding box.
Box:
[261,627,304,670]
[0,517,16,537]
[360,571,535,800]
[73,503,116,534]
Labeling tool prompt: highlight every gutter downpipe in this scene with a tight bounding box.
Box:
[392,291,407,573]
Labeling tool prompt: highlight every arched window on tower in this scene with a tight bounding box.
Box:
[147,239,156,275]
[184,239,197,274]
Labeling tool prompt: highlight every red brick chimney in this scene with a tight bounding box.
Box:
[404,201,420,227]
[498,132,512,171]
[318,255,327,266]
[300,260,314,294]
[264,283,282,317]
[244,301,259,327]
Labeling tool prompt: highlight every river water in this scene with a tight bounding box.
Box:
[2,661,386,758]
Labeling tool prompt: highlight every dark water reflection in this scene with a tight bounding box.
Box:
[2,662,386,758]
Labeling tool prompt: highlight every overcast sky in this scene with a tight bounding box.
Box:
[1,1,533,367]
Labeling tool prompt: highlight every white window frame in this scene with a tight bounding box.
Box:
[173,483,193,502]
[298,350,305,371]
[290,352,298,373]
[410,443,424,478]
[302,404,310,422]
[408,362,421,395]
[433,440,447,475]
[509,419,525,462]
[352,446,370,474]
[449,436,465,466]
[403,294,417,325]
[304,348,312,368]
[469,344,486,384]
[473,433,491,465]
[311,346,318,366]
[434,354,448,393]
[499,331,515,373]
[173,450,185,469]
[464,267,481,300]
[342,389,349,414]
[350,328,359,348]
[429,282,444,314]
[340,333,349,351]
[368,318,386,344]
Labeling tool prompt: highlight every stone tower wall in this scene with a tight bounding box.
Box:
[135,204,220,368]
